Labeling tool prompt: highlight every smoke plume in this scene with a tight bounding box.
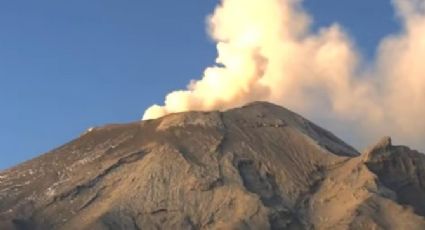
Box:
[143,0,425,150]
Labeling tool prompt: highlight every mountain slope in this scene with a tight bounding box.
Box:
[0,102,424,230]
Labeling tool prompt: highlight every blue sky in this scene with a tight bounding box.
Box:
[0,0,399,169]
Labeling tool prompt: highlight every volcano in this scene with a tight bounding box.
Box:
[1,102,424,229]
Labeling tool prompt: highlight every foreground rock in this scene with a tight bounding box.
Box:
[0,102,424,229]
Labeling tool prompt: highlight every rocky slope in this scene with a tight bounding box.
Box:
[0,102,424,230]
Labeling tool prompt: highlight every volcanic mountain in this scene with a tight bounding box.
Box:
[1,102,425,229]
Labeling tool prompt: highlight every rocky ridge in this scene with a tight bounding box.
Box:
[0,102,424,229]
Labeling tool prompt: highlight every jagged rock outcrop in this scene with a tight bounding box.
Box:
[0,102,424,230]
[365,137,425,217]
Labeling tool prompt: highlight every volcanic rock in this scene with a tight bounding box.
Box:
[0,102,424,229]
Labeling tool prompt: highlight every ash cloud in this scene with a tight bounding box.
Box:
[143,0,425,150]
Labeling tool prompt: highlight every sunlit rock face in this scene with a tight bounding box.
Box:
[1,102,424,230]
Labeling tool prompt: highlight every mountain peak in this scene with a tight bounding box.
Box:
[1,102,424,229]
[157,101,359,157]
[370,136,392,151]
[229,101,360,156]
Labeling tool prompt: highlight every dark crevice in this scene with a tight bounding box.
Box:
[78,186,105,211]
[290,166,326,230]
[50,150,149,205]
[294,166,326,214]
[12,219,33,230]
[202,178,224,192]
[182,216,196,230]
[150,209,168,215]
[177,148,204,167]
[215,112,228,158]
[236,160,326,229]
[131,216,141,230]
[269,211,304,230]
[236,160,305,229]
[237,160,283,207]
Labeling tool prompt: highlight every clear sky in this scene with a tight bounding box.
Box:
[0,0,399,169]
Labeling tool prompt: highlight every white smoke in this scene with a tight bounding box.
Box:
[143,0,425,150]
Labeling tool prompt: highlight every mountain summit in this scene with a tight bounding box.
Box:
[1,102,424,229]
